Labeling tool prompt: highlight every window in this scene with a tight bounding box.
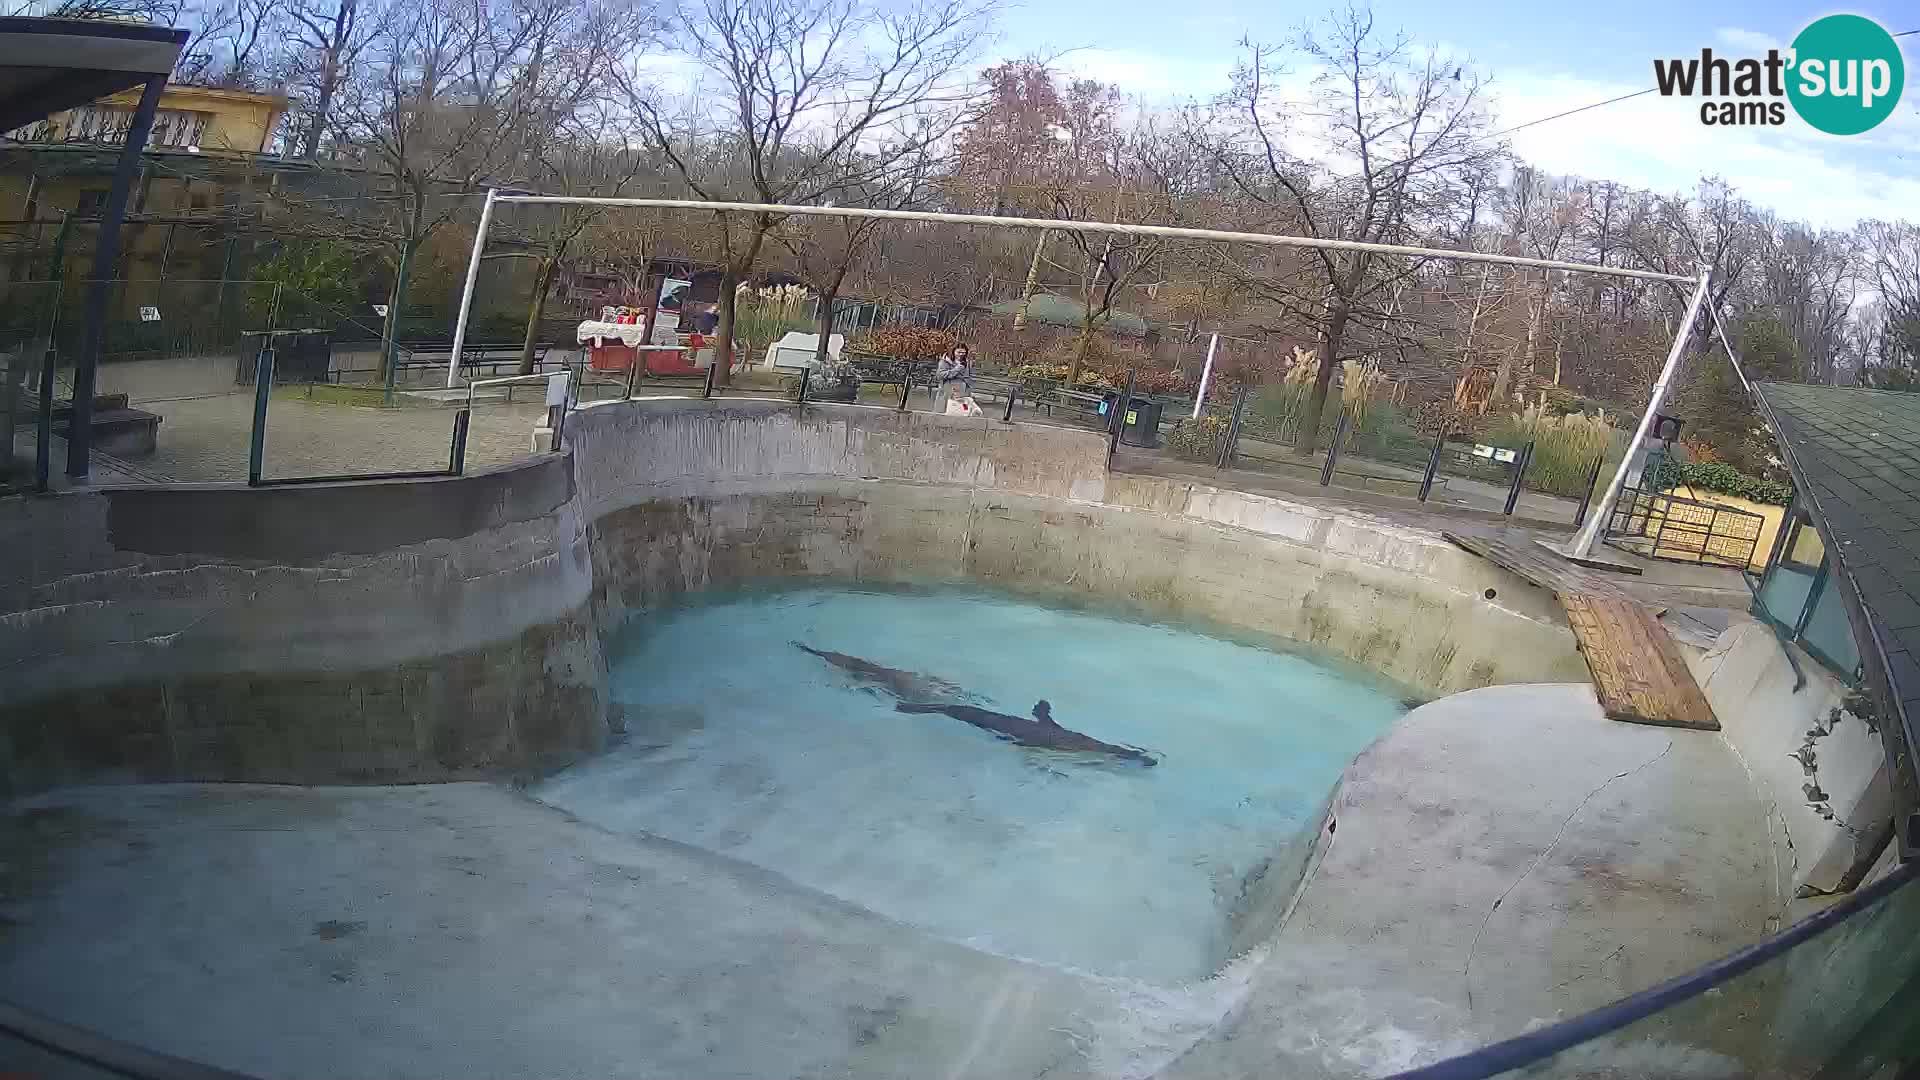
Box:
[1755,509,1862,680]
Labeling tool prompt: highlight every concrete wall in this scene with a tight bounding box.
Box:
[0,396,1587,796]
[0,456,607,796]
[1686,617,1891,897]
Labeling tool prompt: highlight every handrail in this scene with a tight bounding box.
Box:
[464,371,564,411]
[1388,858,1920,1079]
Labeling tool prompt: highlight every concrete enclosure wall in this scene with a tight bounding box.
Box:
[0,397,1587,797]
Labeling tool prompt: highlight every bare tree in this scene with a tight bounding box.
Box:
[619,0,994,385]
[1196,4,1499,450]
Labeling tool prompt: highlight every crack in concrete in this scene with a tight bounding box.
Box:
[1462,737,1676,1017]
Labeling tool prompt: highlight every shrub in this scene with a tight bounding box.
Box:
[1485,403,1622,498]
[1655,460,1793,505]
[852,325,956,361]
[1165,414,1231,462]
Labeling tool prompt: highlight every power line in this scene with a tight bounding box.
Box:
[1488,89,1657,142]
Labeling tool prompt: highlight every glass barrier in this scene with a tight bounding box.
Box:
[1389,859,1920,1080]
[0,280,62,493]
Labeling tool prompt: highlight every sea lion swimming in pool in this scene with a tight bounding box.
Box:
[792,642,966,701]
[894,699,1158,766]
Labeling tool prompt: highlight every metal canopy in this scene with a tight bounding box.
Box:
[0,17,186,134]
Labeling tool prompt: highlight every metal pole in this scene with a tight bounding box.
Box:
[1002,384,1018,423]
[1567,269,1712,558]
[247,344,274,485]
[1107,370,1135,465]
[494,196,1696,285]
[797,366,811,405]
[897,367,912,411]
[1705,302,1752,395]
[702,357,717,398]
[1320,412,1350,486]
[1418,437,1444,502]
[1504,440,1535,516]
[34,324,55,493]
[1572,452,1607,528]
[445,187,498,389]
[1218,383,1250,469]
[1192,332,1219,420]
[449,408,470,474]
[68,75,166,481]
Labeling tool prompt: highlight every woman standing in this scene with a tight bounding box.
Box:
[934,344,975,409]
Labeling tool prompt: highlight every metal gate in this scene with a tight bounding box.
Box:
[1603,486,1766,569]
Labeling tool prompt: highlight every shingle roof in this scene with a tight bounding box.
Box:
[1757,382,1920,858]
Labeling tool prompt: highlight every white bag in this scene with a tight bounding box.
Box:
[944,395,982,416]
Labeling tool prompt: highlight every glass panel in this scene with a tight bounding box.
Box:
[1483,865,1920,1079]
[1758,564,1817,632]
[1801,572,1862,677]
[1784,514,1827,572]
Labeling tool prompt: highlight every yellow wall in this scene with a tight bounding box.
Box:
[34,85,286,154]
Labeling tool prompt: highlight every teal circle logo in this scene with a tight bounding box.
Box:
[1787,14,1904,135]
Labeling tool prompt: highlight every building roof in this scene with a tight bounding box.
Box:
[0,17,186,134]
[1756,381,1920,858]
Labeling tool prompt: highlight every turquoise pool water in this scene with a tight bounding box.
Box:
[537,586,1407,984]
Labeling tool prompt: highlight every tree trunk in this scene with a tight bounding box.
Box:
[1295,301,1350,453]
[711,224,769,388]
[301,0,353,159]
[517,253,557,376]
[812,289,837,369]
[713,265,741,388]
[1068,308,1096,384]
[377,242,413,385]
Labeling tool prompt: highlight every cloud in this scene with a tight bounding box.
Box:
[1489,63,1919,228]
[1053,47,1233,102]
[1715,27,1783,54]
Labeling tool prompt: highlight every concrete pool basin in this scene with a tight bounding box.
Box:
[0,397,1801,1077]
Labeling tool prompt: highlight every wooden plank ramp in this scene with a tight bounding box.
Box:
[1444,532,1719,731]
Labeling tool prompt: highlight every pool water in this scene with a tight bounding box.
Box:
[536,586,1408,984]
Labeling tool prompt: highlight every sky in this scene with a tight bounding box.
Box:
[993,0,1919,229]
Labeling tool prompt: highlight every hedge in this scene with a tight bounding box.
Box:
[1656,460,1793,506]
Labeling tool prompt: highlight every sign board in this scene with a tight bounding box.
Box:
[1471,444,1519,463]
[545,371,571,407]
[372,304,390,317]
[1124,410,1138,426]
[657,277,692,312]
[138,306,160,322]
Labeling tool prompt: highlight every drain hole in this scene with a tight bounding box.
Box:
[1483,588,1497,600]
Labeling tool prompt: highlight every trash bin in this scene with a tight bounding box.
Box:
[1119,395,1163,447]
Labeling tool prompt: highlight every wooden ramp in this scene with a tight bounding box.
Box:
[1444,533,1719,731]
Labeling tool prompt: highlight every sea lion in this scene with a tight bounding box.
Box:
[792,642,966,701]
[894,698,1158,766]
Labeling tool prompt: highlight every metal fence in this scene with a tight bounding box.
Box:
[1603,486,1767,569]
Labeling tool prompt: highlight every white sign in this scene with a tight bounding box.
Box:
[138,305,160,322]
[1471,444,1519,463]
[372,304,390,317]
[657,277,692,313]
[545,371,571,407]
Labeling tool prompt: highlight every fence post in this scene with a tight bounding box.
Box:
[1503,440,1536,516]
[797,366,812,406]
[1320,412,1351,486]
[702,357,718,399]
[1217,383,1250,469]
[1571,452,1607,529]
[1107,370,1136,465]
[897,364,913,410]
[34,334,55,493]
[1418,437,1444,502]
[1002,384,1018,423]
[449,408,470,474]
[247,345,275,486]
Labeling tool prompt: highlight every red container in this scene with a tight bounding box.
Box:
[588,340,637,372]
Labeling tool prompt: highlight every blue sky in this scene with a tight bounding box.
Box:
[992,0,1919,228]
